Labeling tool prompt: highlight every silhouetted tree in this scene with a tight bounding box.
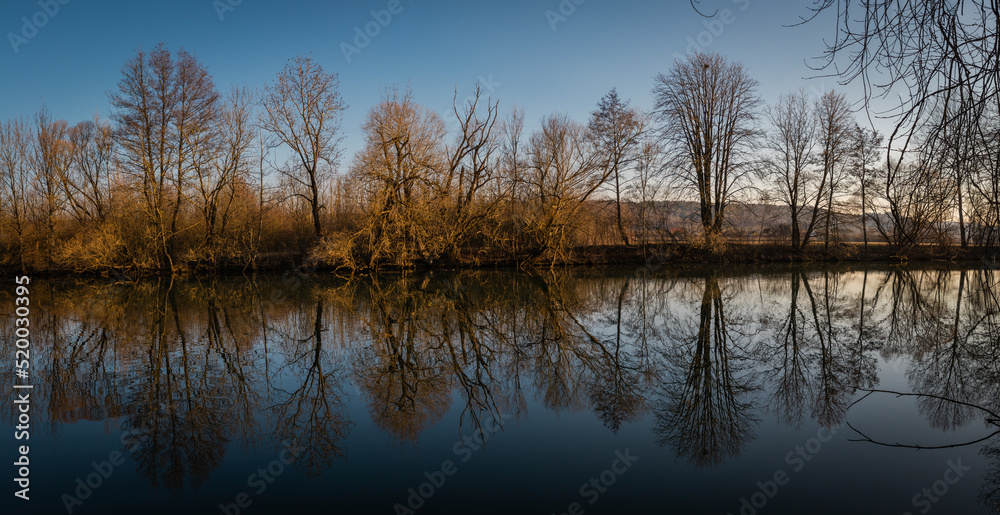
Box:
[652,52,761,243]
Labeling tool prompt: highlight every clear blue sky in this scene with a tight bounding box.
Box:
[0,0,881,157]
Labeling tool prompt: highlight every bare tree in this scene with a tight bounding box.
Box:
[262,55,347,241]
[524,113,605,264]
[847,124,883,253]
[770,2,1000,250]
[110,44,174,269]
[587,88,645,246]
[871,158,953,246]
[351,86,445,266]
[439,84,503,260]
[173,49,221,249]
[762,90,817,250]
[806,2,999,179]
[923,83,990,249]
[813,91,852,249]
[190,85,256,265]
[628,136,665,249]
[33,106,72,267]
[0,118,33,267]
[498,107,527,256]
[966,107,1000,247]
[110,44,219,271]
[63,116,115,224]
[652,52,761,243]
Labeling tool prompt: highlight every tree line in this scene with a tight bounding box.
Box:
[1,43,996,273]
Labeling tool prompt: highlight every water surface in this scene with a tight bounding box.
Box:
[2,265,999,514]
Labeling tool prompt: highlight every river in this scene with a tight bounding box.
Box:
[2,264,999,514]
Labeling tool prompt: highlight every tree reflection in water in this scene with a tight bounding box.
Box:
[654,273,759,466]
[1,265,998,510]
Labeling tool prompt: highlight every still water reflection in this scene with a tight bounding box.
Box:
[2,265,999,514]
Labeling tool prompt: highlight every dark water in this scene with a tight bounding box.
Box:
[2,265,999,514]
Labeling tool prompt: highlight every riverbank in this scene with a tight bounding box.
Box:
[568,241,999,266]
[4,241,999,277]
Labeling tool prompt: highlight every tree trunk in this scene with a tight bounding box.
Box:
[615,166,629,246]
